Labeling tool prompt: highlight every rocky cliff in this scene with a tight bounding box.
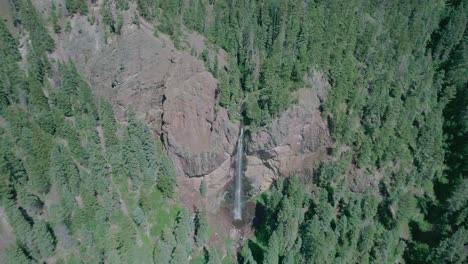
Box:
[32,1,330,211]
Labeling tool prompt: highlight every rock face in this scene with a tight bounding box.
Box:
[46,2,330,204]
[161,55,238,177]
[51,13,170,134]
[49,4,239,179]
[245,77,331,192]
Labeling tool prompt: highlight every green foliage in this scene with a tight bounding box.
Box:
[31,221,55,258]
[16,0,54,55]
[433,3,467,62]
[65,20,72,33]
[0,20,23,110]
[264,231,279,264]
[102,0,118,34]
[154,239,173,264]
[174,207,191,243]
[241,245,257,264]
[49,2,61,33]
[171,244,189,264]
[26,125,53,193]
[194,208,209,247]
[207,247,222,264]
[5,243,32,264]
[17,187,44,215]
[200,179,207,197]
[99,99,118,147]
[428,227,467,264]
[157,152,177,198]
[116,0,130,11]
[65,0,88,15]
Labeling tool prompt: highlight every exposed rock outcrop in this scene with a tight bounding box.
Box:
[161,54,238,178]
[45,2,330,204]
[49,6,239,180]
[51,13,170,134]
[245,75,331,193]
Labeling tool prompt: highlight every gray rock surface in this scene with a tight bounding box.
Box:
[161,54,238,177]
[245,83,331,192]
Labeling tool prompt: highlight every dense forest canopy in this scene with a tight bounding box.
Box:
[0,0,467,263]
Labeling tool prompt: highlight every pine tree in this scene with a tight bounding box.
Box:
[27,125,52,194]
[207,248,222,264]
[5,243,32,264]
[242,246,257,264]
[157,153,177,198]
[170,244,188,264]
[174,208,191,243]
[32,221,55,258]
[17,188,44,215]
[3,200,33,249]
[428,228,467,263]
[99,99,118,148]
[433,4,467,62]
[195,208,209,247]
[131,205,146,226]
[122,130,141,180]
[17,0,54,54]
[200,179,208,197]
[284,251,295,264]
[265,231,279,264]
[49,2,61,33]
[28,78,49,111]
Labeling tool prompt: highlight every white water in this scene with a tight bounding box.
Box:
[233,128,244,220]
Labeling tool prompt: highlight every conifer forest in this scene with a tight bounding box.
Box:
[0,0,466,263]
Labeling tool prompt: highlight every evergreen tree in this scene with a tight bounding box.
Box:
[5,243,32,264]
[32,221,55,258]
[428,228,467,264]
[17,188,44,215]
[200,179,207,197]
[170,244,188,264]
[131,205,146,226]
[207,248,222,264]
[99,99,118,148]
[157,152,177,198]
[49,2,61,33]
[27,125,52,194]
[195,207,209,247]
[4,203,32,246]
[265,231,279,264]
[242,246,257,264]
[174,208,191,243]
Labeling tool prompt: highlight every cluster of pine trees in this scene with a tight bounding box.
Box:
[0,1,217,263]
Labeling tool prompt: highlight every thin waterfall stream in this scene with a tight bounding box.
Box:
[233,127,244,220]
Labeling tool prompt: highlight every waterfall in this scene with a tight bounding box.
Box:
[234,128,244,220]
